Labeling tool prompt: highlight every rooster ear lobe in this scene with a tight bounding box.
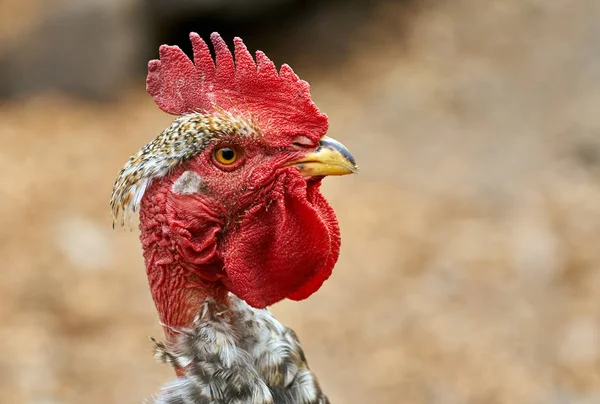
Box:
[172,171,207,195]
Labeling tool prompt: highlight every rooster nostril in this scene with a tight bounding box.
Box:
[291,135,315,149]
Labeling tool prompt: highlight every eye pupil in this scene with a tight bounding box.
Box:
[214,147,239,166]
[220,148,235,161]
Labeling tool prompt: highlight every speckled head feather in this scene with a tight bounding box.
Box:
[110,32,328,227]
[110,111,258,227]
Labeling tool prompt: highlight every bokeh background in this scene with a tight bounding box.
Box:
[2,0,600,402]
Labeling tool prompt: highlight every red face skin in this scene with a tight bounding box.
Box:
[138,135,340,333]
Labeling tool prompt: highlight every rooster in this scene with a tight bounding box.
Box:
[111,32,357,403]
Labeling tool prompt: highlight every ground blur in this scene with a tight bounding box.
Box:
[2,1,600,403]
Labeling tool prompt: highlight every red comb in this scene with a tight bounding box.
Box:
[147,32,328,143]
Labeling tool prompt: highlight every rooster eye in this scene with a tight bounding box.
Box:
[214,147,238,165]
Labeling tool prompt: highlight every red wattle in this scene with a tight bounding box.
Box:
[287,181,340,300]
[223,173,340,308]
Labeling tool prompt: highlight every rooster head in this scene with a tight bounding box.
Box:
[111,33,357,331]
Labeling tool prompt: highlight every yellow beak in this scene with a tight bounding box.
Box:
[286,136,358,177]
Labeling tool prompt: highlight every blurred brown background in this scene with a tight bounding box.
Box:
[2,0,600,403]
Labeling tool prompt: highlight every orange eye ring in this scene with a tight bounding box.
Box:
[214,147,238,165]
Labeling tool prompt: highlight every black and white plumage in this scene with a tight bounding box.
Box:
[151,295,329,404]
